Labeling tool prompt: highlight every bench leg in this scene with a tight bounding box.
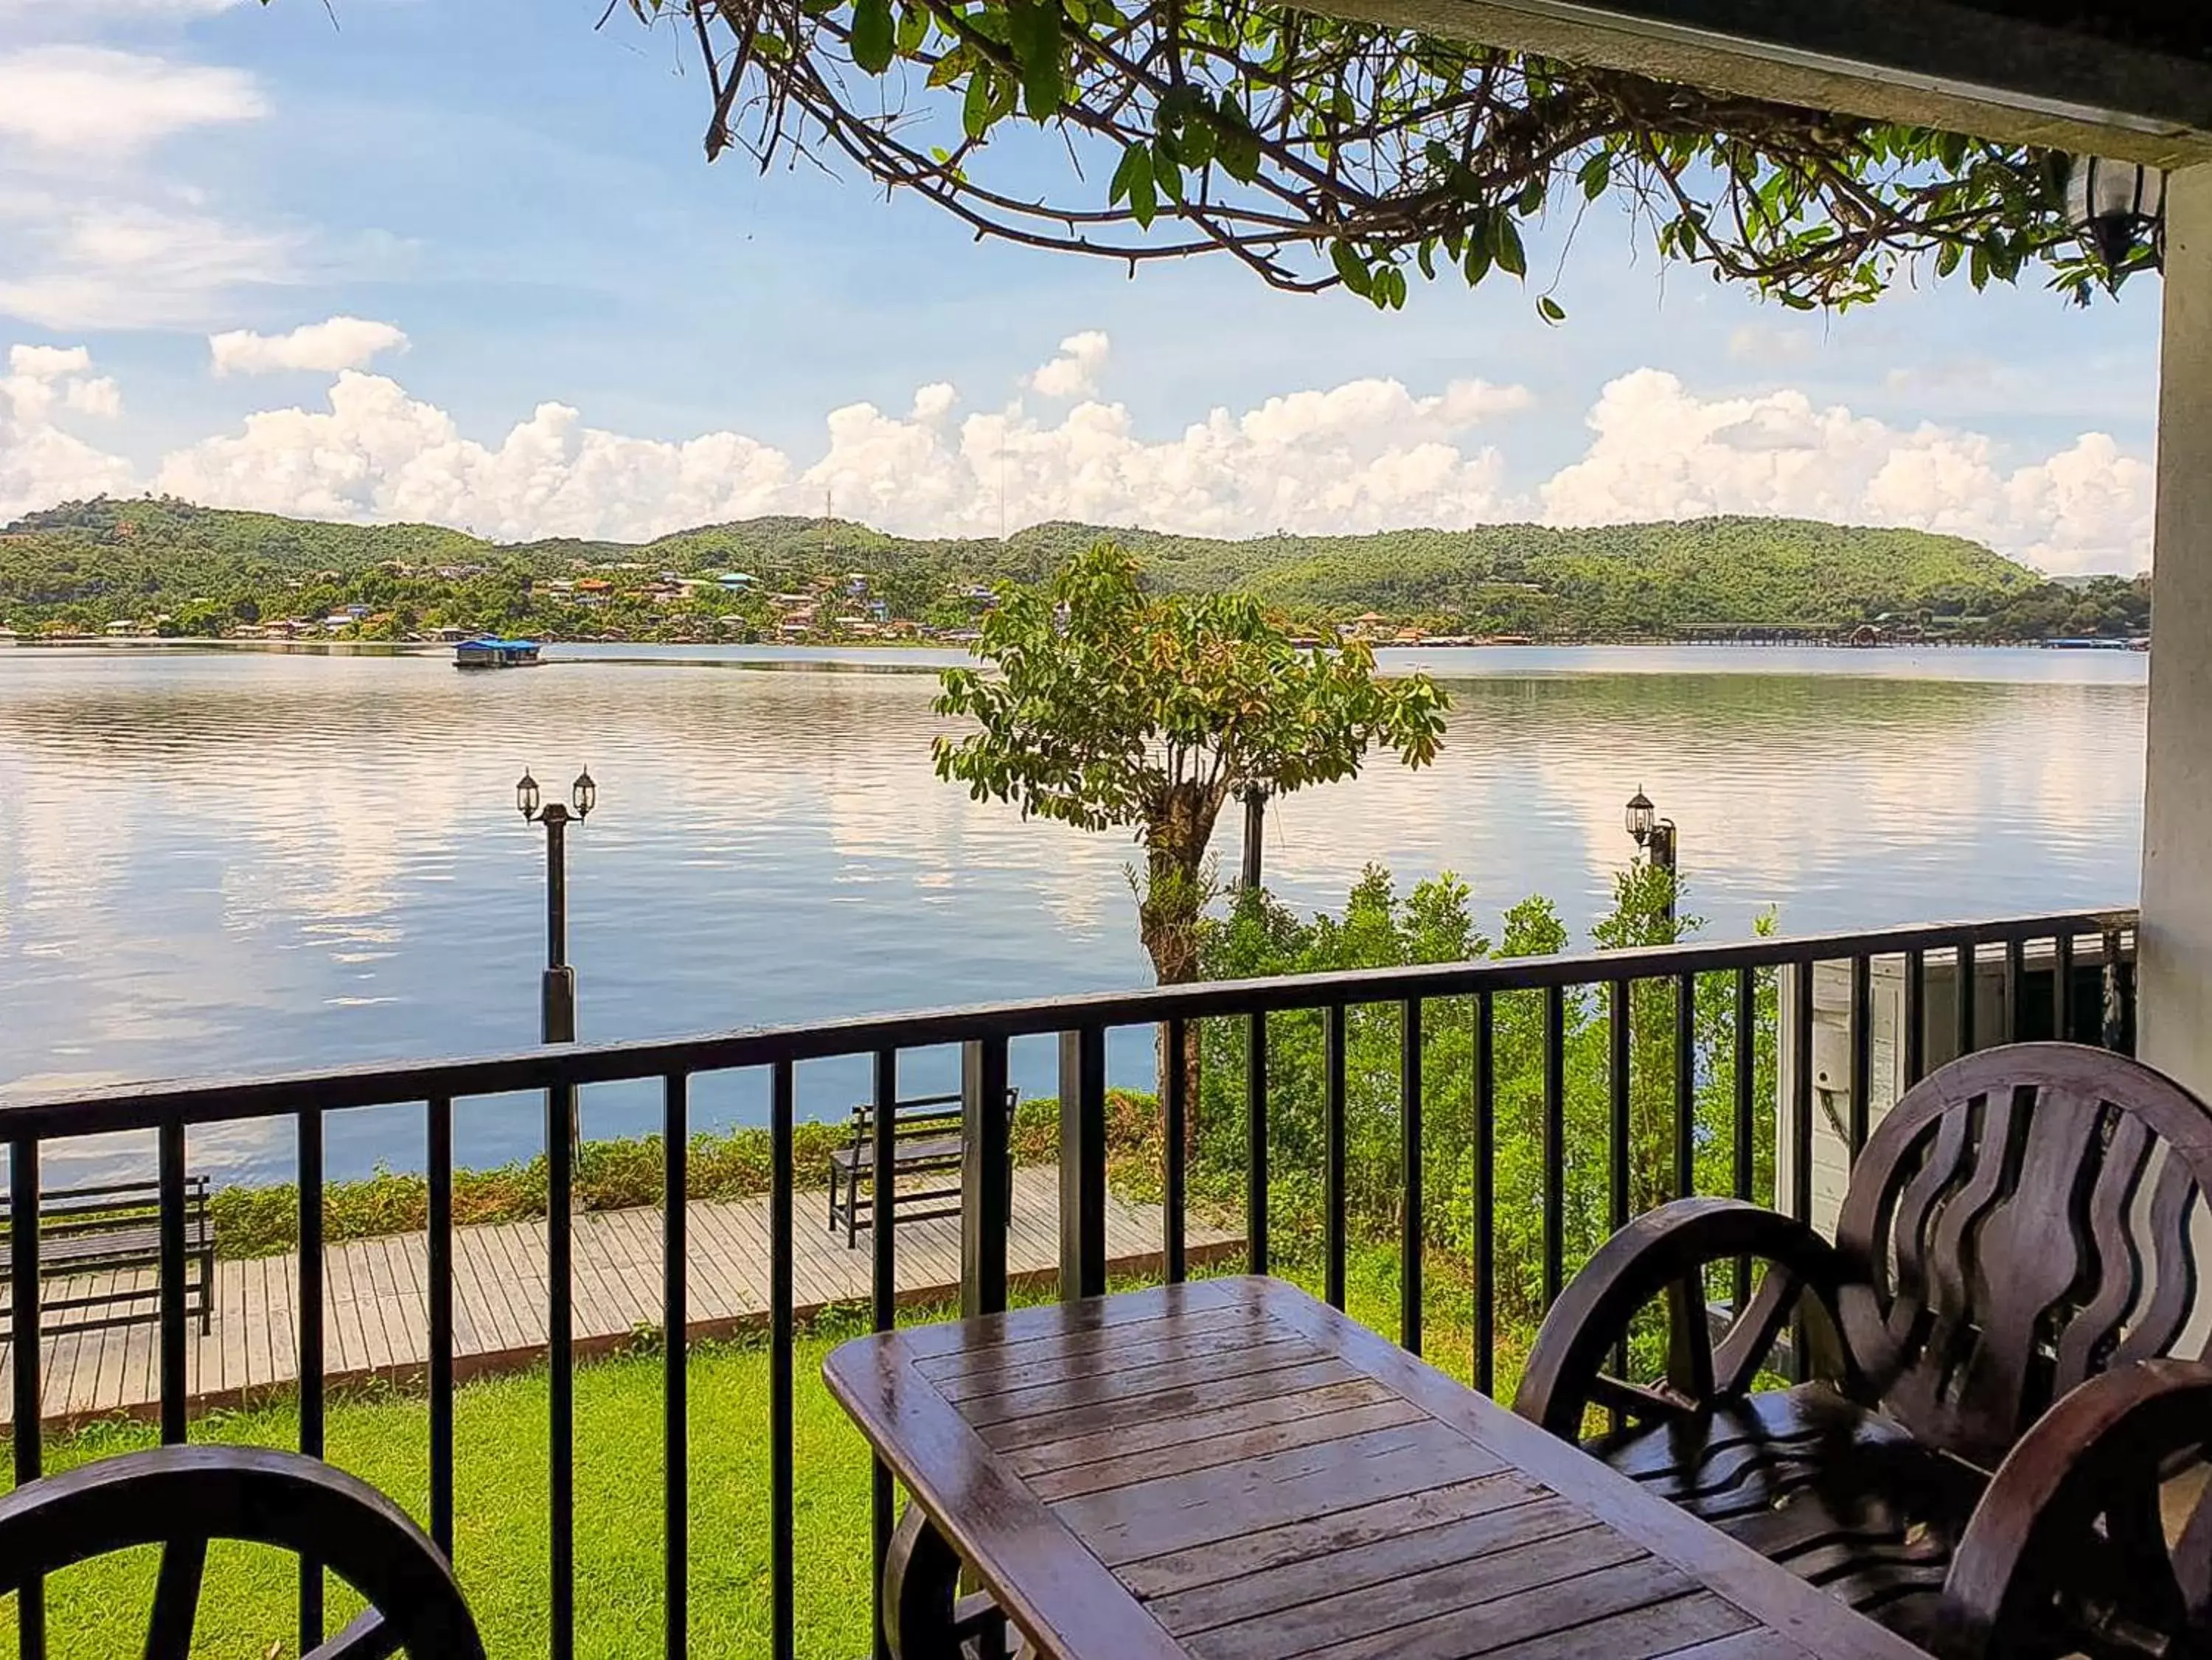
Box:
[884,1503,1009,1660]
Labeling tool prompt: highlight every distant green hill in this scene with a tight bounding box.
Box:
[0,495,2124,643]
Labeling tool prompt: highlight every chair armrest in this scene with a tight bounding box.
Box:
[1512,1197,1855,1438]
[1940,1358,2212,1659]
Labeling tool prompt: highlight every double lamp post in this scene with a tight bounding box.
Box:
[517,767,597,1045]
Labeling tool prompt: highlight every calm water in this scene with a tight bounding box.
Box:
[0,643,2149,1183]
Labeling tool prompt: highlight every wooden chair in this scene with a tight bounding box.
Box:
[0,1444,483,1657]
[1513,1042,2212,1659]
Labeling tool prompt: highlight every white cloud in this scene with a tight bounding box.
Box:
[0,198,299,329]
[210,316,410,377]
[0,0,245,17]
[0,42,291,331]
[1030,330,1110,399]
[0,341,2157,576]
[0,343,136,520]
[145,358,1531,543]
[9,344,90,378]
[1540,369,2150,574]
[0,46,263,153]
[153,372,797,537]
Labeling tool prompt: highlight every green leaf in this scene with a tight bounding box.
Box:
[1491,215,1526,279]
[1536,294,1565,323]
[1180,116,1216,170]
[1330,239,1373,296]
[963,70,995,139]
[849,0,894,73]
[894,3,928,54]
[1110,142,1157,227]
[1215,116,1261,184]
[1578,153,1610,201]
[1461,236,1492,287]
[1006,0,1062,118]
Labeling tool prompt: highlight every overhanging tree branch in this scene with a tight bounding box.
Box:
[629,0,2149,310]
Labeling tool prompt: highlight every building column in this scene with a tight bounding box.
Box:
[2138,164,2212,1090]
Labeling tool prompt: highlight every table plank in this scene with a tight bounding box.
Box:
[1142,1490,1589,1634]
[1008,1375,1400,1475]
[1192,1523,1651,1660]
[1118,1471,1548,1601]
[824,1276,1933,1660]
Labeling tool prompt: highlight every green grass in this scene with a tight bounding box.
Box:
[0,1251,1523,1658]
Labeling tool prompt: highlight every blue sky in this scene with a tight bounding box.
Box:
[0,0,2165,571]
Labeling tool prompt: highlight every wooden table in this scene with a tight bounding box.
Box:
[827,1276,1935,1660]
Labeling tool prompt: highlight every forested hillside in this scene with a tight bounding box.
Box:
[0,495,2145,643]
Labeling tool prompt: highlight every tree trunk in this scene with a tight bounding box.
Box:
[1138,792,1216,1167]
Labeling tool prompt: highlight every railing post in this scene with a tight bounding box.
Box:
[961,1038,1011,1319]
[1247,1013,1269,1277]
[1058,1026,1107,1301]
[1324,1005,1348,1311]
[1164,1017,1188,1285]
[13,1138,44,1660]
[1399,1000,1422,1356]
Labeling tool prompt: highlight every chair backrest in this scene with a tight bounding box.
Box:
[1834,1042,2212,1471]
[848,1089,1019,1143]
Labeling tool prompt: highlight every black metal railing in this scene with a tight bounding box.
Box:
[0,907,2138,1660]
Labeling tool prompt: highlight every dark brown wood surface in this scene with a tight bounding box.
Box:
[824,1276,1933,1660]
[1509,1042,2212,1656]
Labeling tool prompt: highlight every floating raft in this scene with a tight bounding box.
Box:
[454,638,541,669]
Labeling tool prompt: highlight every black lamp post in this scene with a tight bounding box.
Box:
[1624,787,1678,922]
[1239,784,1269,892]
[518,767,597,1045]
[2066,155,2166,276]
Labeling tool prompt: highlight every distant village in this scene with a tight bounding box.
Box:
[1,555,1557,648]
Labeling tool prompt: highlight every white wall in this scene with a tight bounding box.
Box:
[2141,166,2212,1095]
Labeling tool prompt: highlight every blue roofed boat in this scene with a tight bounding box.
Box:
[453,638,542,670]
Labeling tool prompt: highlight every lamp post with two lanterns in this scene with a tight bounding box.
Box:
[517,767,597,1045]
[1624,787,1678,924]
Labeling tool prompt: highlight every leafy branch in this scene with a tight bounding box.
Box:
[627,0,2149,311]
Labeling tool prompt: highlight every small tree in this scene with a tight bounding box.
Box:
[933,544,1449,1103]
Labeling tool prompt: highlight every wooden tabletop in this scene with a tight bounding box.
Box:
[824,1276,1933,1660]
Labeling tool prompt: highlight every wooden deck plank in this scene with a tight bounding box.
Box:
[0,1171,1228,1428]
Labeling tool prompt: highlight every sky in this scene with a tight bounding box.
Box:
[0,0,2167,573]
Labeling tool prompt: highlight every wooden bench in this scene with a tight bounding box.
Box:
[826,1277,1938,1660]
[0,1177,216,1336]
[1515,1042,2212,1658]
[825,1089,1018,1248]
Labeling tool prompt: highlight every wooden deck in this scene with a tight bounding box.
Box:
[0,1167,1239,1431]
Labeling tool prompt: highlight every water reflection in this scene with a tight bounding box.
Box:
[0,644,2146,1182]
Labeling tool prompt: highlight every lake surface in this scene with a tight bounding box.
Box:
[0,643,2149,1183]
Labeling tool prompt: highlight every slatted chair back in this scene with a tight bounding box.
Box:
[1833,1042,2212,1472]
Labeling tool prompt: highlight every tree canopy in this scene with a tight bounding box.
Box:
[628,0,2142,312]
[933,543,1448,982]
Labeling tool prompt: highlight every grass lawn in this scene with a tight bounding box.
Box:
[0,1251,1523,1658]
